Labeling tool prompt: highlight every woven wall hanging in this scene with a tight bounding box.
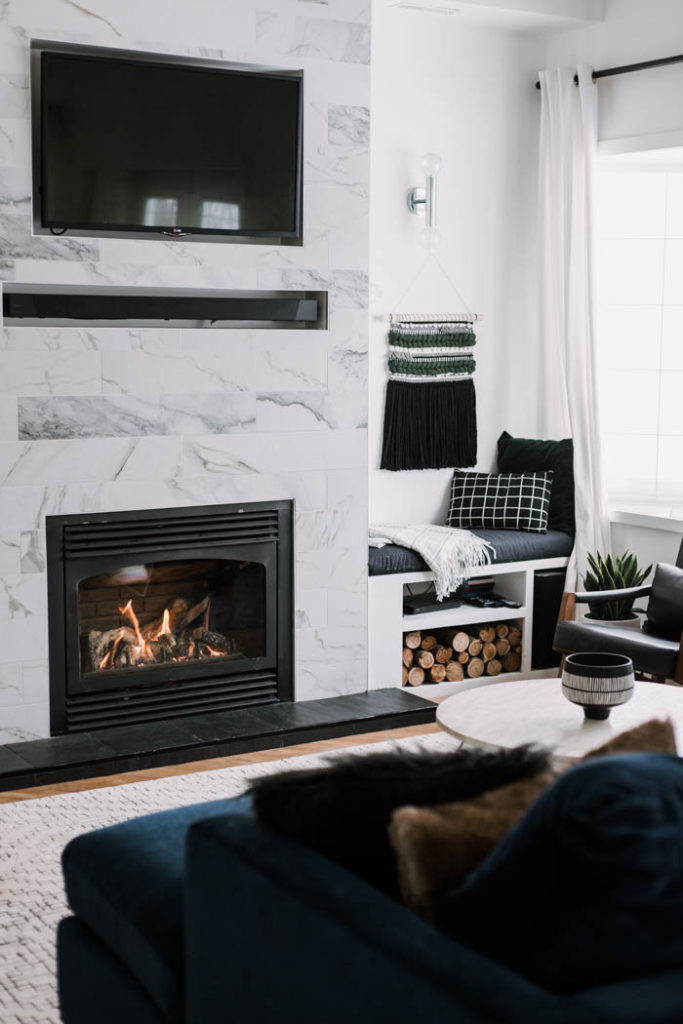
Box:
[380,312,480,471]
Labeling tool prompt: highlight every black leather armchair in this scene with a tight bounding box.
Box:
[553,541,683,684]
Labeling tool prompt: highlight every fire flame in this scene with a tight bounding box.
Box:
[158,607,171,638]
[92,596,232,672]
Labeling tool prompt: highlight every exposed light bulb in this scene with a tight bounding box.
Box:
[420,226,441,250]
[420,152,442,176]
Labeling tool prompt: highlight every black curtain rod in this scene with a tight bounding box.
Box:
[535,53,683,90]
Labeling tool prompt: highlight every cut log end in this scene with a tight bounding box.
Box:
[467,657,485,679]
[407,666,425,687]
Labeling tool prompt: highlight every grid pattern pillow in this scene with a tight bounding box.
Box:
[447,470,553,533]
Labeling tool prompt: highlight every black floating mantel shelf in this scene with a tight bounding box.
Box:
[1,284,328,330]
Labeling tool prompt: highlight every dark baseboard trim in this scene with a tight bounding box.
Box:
[0,689,436,792]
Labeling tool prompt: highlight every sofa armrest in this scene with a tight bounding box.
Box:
[185,813,585,1024]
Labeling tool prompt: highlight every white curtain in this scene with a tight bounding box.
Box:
[538,65,610,590]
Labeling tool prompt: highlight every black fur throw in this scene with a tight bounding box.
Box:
[249,744,550,895]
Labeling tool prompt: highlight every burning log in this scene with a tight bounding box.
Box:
[191,628,242,656]
[88,627,138,671]
[86,593,243,673]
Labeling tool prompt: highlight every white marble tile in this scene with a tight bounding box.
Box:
[295,588,328,628]
[0,73,28,118]
[11,257,257,290]
[0,483,105,531]
[0,532,20,573]
[296,625,366,662]
[328,103,369,147]
[101,469,327,514]
[102,343,324,396]
[0,701,49,741]
[328,587,366,627]
[21,658,48,704]
[0,164,30,211]
[19,393,257,439]
[296,508,347,552]
[0,24,30,75]
[183,429,365,476]
[256,13,370,64]
[0,572,46,620]
[281,268,368,309]
[0,396,17,442]
[327,468,368,510]
[1,351,102,396]
[296,544,367,589]
[0,437,181,486]
[0,213,100,260]
[101,350,231,395]
[0,615,48,660]
[0,660,21,706]
[295,657,367,700]
[0,117,30,165]
[19,530,44,572]
[181,332,328,393]
[329,211,370,271]
[306,147,369,198]
[1,326,182,353]
[256,390,365,431]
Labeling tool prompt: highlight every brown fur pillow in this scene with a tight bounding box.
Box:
[390,718,676,920]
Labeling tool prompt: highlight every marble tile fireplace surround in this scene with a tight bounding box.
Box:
[0,0,371,743]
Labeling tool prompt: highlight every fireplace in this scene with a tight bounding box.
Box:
[46,501,293,734]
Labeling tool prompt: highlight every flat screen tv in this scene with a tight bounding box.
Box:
[31,41,303,245]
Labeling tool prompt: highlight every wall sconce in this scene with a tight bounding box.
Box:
[407,152,441,249]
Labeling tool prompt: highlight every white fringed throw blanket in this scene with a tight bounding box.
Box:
[369,523,494,600]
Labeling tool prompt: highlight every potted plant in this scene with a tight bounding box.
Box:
[583,551,652,629]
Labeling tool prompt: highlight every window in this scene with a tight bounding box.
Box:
[596,152,683,504]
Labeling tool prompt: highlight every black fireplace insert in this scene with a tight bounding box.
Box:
[47,500,293,733]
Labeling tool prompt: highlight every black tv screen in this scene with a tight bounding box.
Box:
[34,43,303,244]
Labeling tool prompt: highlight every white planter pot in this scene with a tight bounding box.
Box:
[584,613,641,631]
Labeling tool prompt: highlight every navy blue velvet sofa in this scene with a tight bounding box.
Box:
[57,793,683,1024]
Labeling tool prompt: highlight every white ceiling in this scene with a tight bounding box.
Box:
[386,0,605,30]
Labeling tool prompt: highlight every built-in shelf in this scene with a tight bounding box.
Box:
[1,284,328,330]
[402,605,526,632]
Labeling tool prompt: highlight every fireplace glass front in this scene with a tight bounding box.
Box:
[78,558,266,679]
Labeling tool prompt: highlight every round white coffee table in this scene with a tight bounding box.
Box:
[436,678,683,763]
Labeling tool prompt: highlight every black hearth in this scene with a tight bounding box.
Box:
[46,500,293,733]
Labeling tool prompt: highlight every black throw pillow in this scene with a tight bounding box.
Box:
[644,563,683,641]
[249,744,550,895]
[440,753,683,993]
[497,431,575,536]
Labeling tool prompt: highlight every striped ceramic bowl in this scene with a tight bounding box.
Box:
[561,652,635,721]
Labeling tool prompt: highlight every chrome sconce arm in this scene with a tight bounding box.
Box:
[407,152,441,248]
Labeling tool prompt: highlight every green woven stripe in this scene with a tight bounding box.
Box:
[388,355,476,376]
[388,329,476,348]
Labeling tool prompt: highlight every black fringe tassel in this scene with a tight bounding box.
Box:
[380,378,477,471]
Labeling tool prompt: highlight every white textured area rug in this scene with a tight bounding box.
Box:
[0,732,452,1024]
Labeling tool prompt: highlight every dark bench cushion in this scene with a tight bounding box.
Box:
[61,794,251,1024]
[369,529,573,576]
[554,619,678,679]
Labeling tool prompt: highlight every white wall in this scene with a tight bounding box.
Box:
[0,0,370,740]
[542,0,683,145]
[369,5,545,524]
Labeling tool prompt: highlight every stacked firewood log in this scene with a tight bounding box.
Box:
[402,623,522,686]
